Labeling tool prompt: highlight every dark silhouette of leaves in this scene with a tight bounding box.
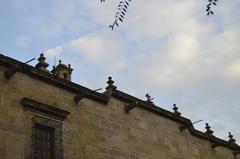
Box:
[101,0,131,30]
[206,0,218,16]
[101,0,218,29]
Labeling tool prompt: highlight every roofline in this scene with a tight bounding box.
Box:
[0,53,239,151]
[111,89,240,151]
[0,54,109,104]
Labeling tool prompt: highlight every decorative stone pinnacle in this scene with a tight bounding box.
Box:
[39,53,45,60]
[107,76,113,85]
[68,64,73,73]
[59,60,62,64]
[173,104,181,116]
[106,76,117,91]
[35,53,49,72]
[228,132,236,144]
[205,123,214,136]
[145,94,154,105]
[38,53,46,62]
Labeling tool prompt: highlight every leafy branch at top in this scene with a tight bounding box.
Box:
[206,0,218,15]
[101,0,131,30]
[101,0,218,30]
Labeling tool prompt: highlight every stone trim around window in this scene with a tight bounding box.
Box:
[21,97,70,120]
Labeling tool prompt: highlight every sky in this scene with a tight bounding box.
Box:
[0,0,240,143]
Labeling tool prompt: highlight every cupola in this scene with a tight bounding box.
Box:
[51,60,73,81]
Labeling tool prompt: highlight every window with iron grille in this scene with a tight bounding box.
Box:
[32,116,63,159]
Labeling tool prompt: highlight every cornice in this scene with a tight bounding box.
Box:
[111,89,240,151]
[0,54,109,104]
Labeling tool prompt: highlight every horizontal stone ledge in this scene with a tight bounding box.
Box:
[21,97,70,120]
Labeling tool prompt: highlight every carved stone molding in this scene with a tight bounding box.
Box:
[21,98,70,120]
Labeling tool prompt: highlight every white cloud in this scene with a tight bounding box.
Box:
[166,32,200,64]
[226,60,240,79]
[123,0,210,41]
[45,30,128,72]
[45,46,63,58]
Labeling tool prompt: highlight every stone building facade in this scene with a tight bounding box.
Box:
[0,53,240,159]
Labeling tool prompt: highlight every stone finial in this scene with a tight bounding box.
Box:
[105,77,117,96]
[145,94,154,105]
[35,53,49,72]
[68,64,73,73]
[205,123,214,136]
[228,132,236,144]
[173,104,181,116]
[106,77,117,90]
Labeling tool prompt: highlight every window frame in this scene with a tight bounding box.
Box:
[31,116,63,159]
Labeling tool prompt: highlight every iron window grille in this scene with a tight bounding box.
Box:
[31,116,63,159]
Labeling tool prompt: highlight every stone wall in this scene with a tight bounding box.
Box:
[0,65,239,159]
